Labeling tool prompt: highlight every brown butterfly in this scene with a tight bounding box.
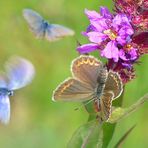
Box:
[52,55,123,121]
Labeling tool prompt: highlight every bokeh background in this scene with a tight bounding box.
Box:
[0,0,147,147]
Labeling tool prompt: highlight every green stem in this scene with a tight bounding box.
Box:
[111,93,148,123]
[122,93,148,118]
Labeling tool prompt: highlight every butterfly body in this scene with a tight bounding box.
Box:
[37,21,49,38]
[0,88,13,96]
[96,69,108,100]
[53,55,123,121]
[42,21,49,29]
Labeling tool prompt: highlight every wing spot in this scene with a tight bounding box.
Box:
[57,80,73,96]
[76,58,100,67]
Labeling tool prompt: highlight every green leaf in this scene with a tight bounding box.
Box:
[102,123,116,148]
[114,124,136,148]
[67,120,103,148]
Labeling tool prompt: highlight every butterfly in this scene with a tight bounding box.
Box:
[23,8,75,41]
[52,55,123,121]
[0,56,35,124]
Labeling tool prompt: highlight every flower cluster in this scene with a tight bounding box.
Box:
[114,0,148,54]
[114,0,148,32]
[77,3,148,83]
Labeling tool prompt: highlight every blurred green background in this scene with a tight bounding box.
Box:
[0,0,147,147]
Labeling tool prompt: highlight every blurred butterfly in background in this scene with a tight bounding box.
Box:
[23,8,75,42]
[52,55,123,121]
[0,56,35,124]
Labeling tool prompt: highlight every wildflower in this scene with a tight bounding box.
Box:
[114,0,148,31]
[77,7,137,63]
[119,44,138,61]
[77,5,147,83]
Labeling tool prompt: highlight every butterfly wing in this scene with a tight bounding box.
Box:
[99,91,114,121]
[71,55,108,89]
[0,95,10,124]
[45,24,75,41]
[52,78,94,102]
[104,70,123,99]
[0,73,8,88]
[23,9,45,38]
[5,56,35,90]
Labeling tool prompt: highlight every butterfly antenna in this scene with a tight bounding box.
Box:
[74,38,89,56]
[74,96,97,111]
[76,39,81,46]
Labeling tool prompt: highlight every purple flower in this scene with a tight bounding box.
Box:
[77,43,99,54]
[76,6,147,83]
[77,7,136,63]
[114,0,148,31]
[106,58,136,84]
[119,47,138,61]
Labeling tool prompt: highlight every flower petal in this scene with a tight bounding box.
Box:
[116,26,134,45]
[101,41,119,62]
[100,7,112,19]
[116,36,127,45]
[113,14,131,26]
[85,9,101,20]
[129,49,138,60]
[122,62,133,69]
[118,26,134,36]
[87,32,107,44]
[119,49,127,61]
[91,19,108,31]
[119,48,138,61]
[77,43,99,54]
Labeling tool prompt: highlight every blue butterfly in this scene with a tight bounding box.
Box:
[23,8,75,41]
[0,56,35,124]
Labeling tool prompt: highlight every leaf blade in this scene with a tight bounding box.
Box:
[67,120,103,148]
[114,124,136,148]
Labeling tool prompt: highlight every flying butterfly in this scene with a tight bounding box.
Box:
[52,55,123,121]
[23,8,75,41]
[0,56,35,124]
